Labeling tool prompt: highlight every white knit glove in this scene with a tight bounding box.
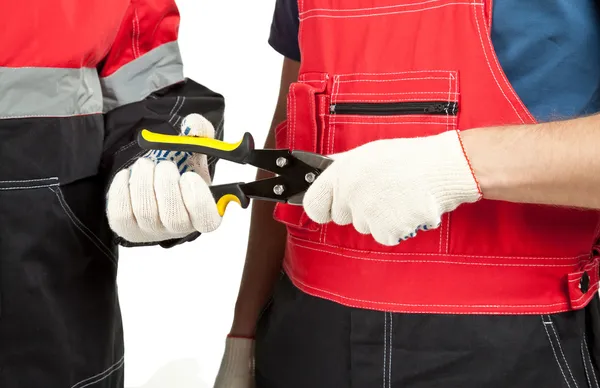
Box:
[303,130,482,246]
[213,337,255,388]
[106,113,222,244]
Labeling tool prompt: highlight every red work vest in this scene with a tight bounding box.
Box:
[273,0,600,315]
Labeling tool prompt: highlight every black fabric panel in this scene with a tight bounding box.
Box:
[0,114,104,184]
[256,274,600,388]
[101,78,226,248]
[0,160,124,387]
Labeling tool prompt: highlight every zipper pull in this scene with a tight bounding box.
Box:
[424,103,449,114]
[330,104,336,114]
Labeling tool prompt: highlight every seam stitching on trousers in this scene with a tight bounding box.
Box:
[383,312,387,388]
[0,183,59,190]
[547,315,580,388]
[71,355,125,388]
[582,340,593,388]
[49,187,117,266]
[542,316,572,388]
[584,333,600,388]
[388,312,392,388]
[0,177,58,184]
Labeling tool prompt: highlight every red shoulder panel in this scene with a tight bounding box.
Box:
[98,0,180,77]
[0,0,128,68]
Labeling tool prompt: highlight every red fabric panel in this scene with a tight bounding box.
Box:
[98,0,180,77]
[277,0,600,313]
[0,0,128,68]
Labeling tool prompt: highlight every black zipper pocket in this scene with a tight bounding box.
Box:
[329,101,458,116]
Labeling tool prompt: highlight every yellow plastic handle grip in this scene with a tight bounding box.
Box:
[140,129,243,151]
[137,129,254,164]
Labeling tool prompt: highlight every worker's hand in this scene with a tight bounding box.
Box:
[213,337,255,388]
[303,130,482,246]
[106,113,221,244]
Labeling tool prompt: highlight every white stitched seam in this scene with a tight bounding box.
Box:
[0,177,58,184]
[336,98,460,103]
[583,333,600,388]
[292,84,297,151]
[49,187,117,266]
[388,313,392,388]
[134,9,141,59]
[131,15,137,58]
[568,265,598,278]
[287,84,295,151]
[298,0,305,55]
[73,356,125,388]
[0,183,59,190]
[329,115,456,119]
[300,3,483,21]
[441,73,452,253]
[300,0,445,14]
[284,266,571,309]
[338,70,456,77]
[548,315,579,388]
[171,96,186,128]
[289,235,589,260]
[331,121,454,125]
[542,316,572,388]
[291,241,579,267]
[477,4,535,123]
[114,141,137,156]
[572,291,600,310]
[337,77,450,83]
[383,312,387,388]
[338,92,460,96]
[168,96,185,125]
[131,10,139,58]
[571,285,600,307]
[485,0,492,29]
[472,2,523,123]
[0,112,102,120]
[309,90,318,152]
[323,77,340,244]
[445,73,457,254]
[169,96,181,116]
[582,340,594,388]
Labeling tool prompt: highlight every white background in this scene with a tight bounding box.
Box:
[118,1,283,386]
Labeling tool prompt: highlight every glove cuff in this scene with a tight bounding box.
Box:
[427,130,483,211]
[454,129,483,197]
[218,337,255,378]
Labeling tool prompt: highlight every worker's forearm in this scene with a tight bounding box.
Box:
[461,113,600,209]
[230,130,287,337]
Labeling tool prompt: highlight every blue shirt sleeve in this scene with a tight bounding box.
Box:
[269,0,301,61]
